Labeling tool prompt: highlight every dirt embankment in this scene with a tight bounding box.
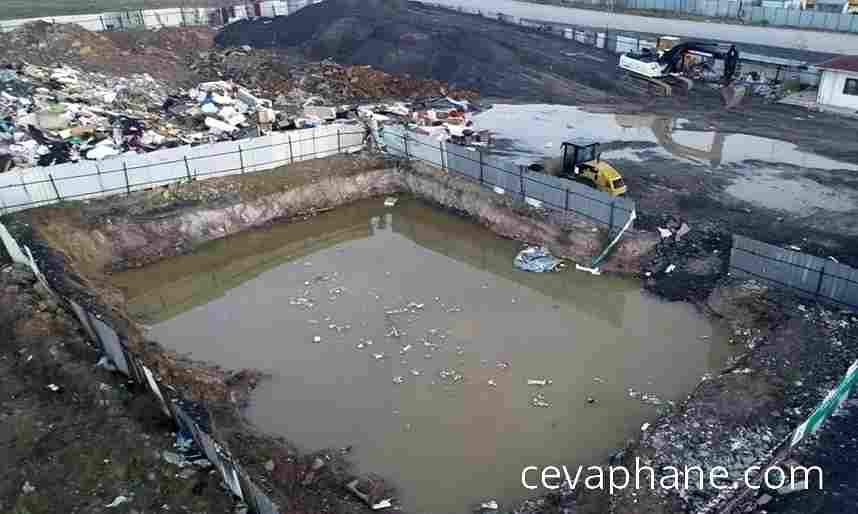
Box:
[21,153,655,281]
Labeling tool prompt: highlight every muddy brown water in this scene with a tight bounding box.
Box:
[113,198,733,514]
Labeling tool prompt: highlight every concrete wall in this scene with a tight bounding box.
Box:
[817,69,858,110]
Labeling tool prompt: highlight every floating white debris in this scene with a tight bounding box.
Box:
[384,197,398,207]
[373,353,386,360]
[527,378,553,387]
[392,376,405,384]
[665,264,676,274]
[487,379,497,387]
[46,384,61,392]
[641,422,651,431]
[400,344,412,354]
[312,336,322,344]
[410,369,422,376]
[481,500,499,510]
[105,496,130,508]
[531,392,551,408]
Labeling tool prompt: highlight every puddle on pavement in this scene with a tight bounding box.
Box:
[476,104,858,214]
[113,198,733,514]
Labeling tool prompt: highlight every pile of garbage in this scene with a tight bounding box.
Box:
[0,63,284,171]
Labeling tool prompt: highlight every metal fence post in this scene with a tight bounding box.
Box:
[814,266,826,298]
[608,201,615,235]
[99,15,106,31]
[184,156,192,181]
[96,163,105,193]
[288,135,294,163]
[439,141,445,171]
[238,145,245,174]
[123,161,131,196]
[337,129,342,153]
[48,174,62,202]
[565,189,570,211]
[403,134,410,159]
[479,151,484,184]
[519,165,526,200]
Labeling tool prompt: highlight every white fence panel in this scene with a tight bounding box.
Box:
[270,132,293,165]
[290,127,316,162]
[242,136,277,174]
[128,146,194,191]
[48,160,102,201]
[340,127,365,151]
[189,140,243,179]
[314,125,340,159]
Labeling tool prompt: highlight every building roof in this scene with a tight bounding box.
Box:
[817,55,858,73]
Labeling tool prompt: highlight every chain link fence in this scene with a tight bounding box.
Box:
[378,125,636,235]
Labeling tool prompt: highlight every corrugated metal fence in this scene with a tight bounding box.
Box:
[730,235,858,309]
[0,125,365,214]
[0,1,319,33]
[0,226,281,513]
[378,126,636,234]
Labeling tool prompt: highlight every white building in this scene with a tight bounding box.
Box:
[816,55,858,111]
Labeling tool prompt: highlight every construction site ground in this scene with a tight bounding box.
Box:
[2,2,858,514]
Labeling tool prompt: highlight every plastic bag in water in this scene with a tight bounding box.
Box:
[513,246,561,272]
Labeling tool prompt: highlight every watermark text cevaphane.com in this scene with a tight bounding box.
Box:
[522,459,823,494]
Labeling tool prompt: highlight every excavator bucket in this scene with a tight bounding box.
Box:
[721,84,746,109]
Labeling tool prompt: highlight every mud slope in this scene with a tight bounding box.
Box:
[215,0,621,103]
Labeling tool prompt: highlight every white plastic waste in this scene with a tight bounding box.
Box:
[514,246,561,272]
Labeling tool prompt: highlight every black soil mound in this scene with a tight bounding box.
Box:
[215,0,622,103]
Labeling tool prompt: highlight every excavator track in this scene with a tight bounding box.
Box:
[620,72,673,96]
[620,73,695,97]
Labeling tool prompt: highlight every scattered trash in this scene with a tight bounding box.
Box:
[586,396,596,404]
[392,376,405,384]
[675,222,691,241]
[527,378,553,387]
[384,197,398,207]
[514,246,562,273]
[480,500,499,510]
[313,336,322,344]
[531,392,551,408]
[21,481,35,494]
[657,227,673,239]
[641,422,651,431]
[161,450,190,468]
[575,263,601,275]
[346,478,394,510]
[665,264,676,274]
[46,383,61,392]
[487,379,497,387]
[95,355,118,372]
[373,353,386,360]
[105,496,130,508]
[264,460,275,472]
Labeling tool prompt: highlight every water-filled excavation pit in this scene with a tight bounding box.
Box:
[113,198,732,513]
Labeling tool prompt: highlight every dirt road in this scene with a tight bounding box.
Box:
[425,0,858,53]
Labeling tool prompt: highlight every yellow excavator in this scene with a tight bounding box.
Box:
[558,140,626,196]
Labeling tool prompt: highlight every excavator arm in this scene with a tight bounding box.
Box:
[658,42,740,83]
